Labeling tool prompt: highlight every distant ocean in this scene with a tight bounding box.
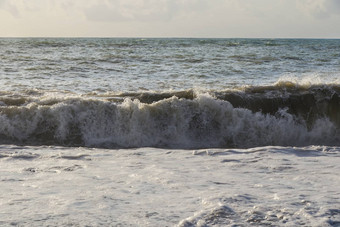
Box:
[1,38,340,226]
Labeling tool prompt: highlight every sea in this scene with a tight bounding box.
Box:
[0,38,340,226]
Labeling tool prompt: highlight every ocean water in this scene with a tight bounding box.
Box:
[1,38,340,226]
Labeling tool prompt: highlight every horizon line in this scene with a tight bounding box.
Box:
[1,36,340,40]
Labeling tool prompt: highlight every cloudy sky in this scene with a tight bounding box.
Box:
[1,0,340,38]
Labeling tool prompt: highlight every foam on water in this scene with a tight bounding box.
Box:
[1,80,340,148]
[275,73,340,88]
[1,145,339,226]
[1,38,340,226]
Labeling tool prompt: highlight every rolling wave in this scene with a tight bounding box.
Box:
[0,83,339,148]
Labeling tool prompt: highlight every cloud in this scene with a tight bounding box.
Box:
[0,0,19,17]
[1,0,340,38]
[85,3,125,21]
[84,0,209,22]
[325,0,340,14]
[297,0,340,18]
[85,0,172,22]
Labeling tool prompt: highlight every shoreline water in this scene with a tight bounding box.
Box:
[1,145,339,226]
[1,38,340,226]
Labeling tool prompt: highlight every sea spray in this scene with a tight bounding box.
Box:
[0,88,339,148]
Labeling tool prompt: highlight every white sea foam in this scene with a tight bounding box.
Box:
[1,38,340,226]
[0,145,339,226]
[0,93,339,148]
[275,73,340,88]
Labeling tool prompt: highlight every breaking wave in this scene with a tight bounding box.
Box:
[0,83,340,149]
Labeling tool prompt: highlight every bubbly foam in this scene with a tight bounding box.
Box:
[275,73,340,88]
[1,87,339,148]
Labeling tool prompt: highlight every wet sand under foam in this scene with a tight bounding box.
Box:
[0,145,339,226]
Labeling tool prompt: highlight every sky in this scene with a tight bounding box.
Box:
[0,0,340,38]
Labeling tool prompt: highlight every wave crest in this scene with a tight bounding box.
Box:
[0,88,339,148]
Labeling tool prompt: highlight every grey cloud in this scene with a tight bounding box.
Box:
[325,0,340,14]
[85,4,128,22]
[84,0,209,22]
[302,0,340,19]
[0,0,19,17]
[0,0,7,6]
